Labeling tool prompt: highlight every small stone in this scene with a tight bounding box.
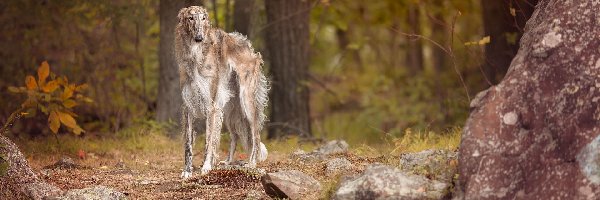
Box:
[245,190,263,199]
[114,160,126,169]
[43,156,80,170]
[314,140,349,155]
[52,185,126,200]
[261,170,321,200]
[577,135,600,184]
[399,149,458,182]
[290,150,326,162]
[502,112,518,125]
[326,158,353,175]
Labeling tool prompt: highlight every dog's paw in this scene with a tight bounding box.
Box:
[245,161,257,168]
[219,160,231,166]
[181,171,193,179]
[200,165,212,175]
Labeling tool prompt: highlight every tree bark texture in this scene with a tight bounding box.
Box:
[265,0,311,138]
[406,4,424,75]
[233,0,255,37]
[157,0,203,130]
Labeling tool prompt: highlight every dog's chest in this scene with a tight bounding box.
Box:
[191,44,224,77]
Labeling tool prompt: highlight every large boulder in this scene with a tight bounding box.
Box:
[261,170,321,199]
[0,134,63,199]
[333,164,449,200]
[458,0,600,199]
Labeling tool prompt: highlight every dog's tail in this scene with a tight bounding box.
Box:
[258,142,268,162]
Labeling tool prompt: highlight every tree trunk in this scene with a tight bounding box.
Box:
[405,4,423,75]
[265,0,311,138]
[156,0,202,131]
[480,0,537,84]
[233,0,254,36]
[429,2,449,123]
[0,133,62,199]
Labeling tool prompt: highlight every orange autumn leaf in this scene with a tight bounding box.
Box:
[48,111,60,133]
[75,83,89,92]
[61,85,74,100]
[57,111,84,135]
[38,61,50,87]
[25,75,38,90]
[42,80,59,93]
[63,99,77,108]
[77,149,86,159]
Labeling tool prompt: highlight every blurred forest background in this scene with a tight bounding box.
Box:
[0,0,536,145]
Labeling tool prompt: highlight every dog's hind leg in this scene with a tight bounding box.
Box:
[181,106,196,179]
[225,99,251,165]
[239,86,263,168]
[225,122,238,165]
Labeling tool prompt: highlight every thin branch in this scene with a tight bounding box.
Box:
[307,73,343,104]
[1,107,25,135]
[389,10,472,102]
[251,0,319,39]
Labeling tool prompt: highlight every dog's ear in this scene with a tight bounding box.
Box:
[177,7,188,22]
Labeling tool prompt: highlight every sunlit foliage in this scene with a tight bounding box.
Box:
[8,61,92,135]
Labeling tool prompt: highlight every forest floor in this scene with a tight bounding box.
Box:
[14,127,460,199]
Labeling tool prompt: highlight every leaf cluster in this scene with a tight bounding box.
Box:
[8,61,92,135]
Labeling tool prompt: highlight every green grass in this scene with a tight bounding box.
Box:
[387,127,461,154]
[13,121,177,158]
[11,118,462,163]
[350,127,462,157]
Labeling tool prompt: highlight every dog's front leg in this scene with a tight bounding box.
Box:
[181,108,195,179]
[201,106,224,175]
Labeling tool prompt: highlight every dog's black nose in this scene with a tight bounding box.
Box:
[194,36,203,42]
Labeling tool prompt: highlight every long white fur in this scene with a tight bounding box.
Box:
[176,6,269,179]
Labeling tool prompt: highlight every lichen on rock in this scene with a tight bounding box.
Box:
[457,0,600,198]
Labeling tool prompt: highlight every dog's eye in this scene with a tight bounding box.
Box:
[202,17,206,20]
[188,17,193,20]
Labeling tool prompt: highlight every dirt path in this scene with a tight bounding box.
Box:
[26,146,381,199]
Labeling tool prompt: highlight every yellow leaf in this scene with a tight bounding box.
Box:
[64,110,78,117]
[72,127,83,135]
[38,61,50,87]
[42,80,59,93]
[21,98,37,109]
[63,99,78,108]
[63,76,69,85]
[25,76,38,90]
[464,36,491,46]
[56,77,66,86]
[75,84,89,92]
[48,111,60,133]
[478,36,491,45]
[83,97,94,103]
[61,86,74,100]
[57,111,83,134]
[7,86,20,93]
[510,7,516,17]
